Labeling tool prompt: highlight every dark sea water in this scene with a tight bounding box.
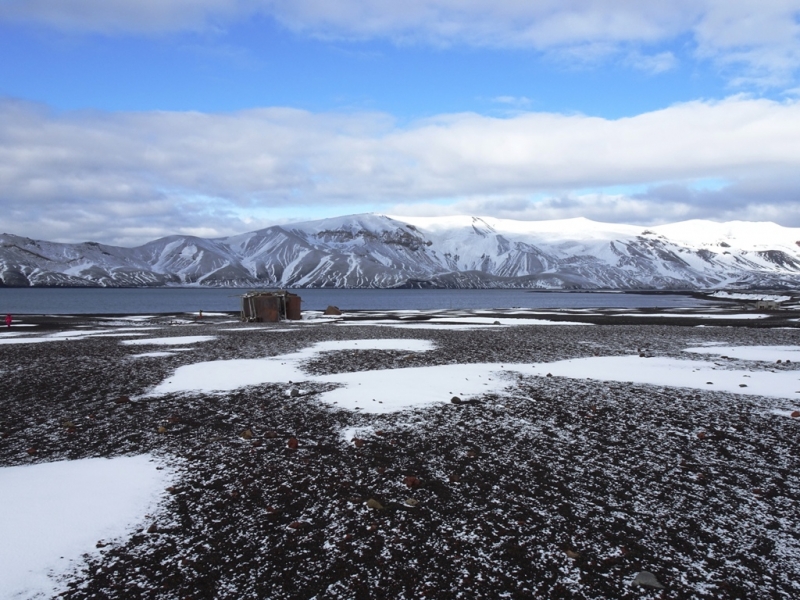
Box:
[0,287,715,315]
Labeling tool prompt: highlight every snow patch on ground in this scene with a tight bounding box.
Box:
[130,351,183,358]
[148,338,800,414]
[0,455,173,599]
[527,356,800,399]
[684,345,800,362]
[709,291,791,302]
[149,339,436,400]
[122,335,216,346]
[217,327,296,332]
[0,328,160,345]
[339,317,590,329]
[613,312,769,319]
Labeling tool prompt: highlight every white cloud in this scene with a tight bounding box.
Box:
[0,0,247,33]
[624,51,678,74]
[3,1,798,85]
[491,96,532,107]
[2,97,800,243]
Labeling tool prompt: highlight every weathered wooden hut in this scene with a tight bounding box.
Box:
[241,290,302,322]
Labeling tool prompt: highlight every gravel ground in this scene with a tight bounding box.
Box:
[1,312,799,599]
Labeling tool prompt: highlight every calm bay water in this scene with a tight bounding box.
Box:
[0,287,714,315]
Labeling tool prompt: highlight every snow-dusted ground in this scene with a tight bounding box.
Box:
[2,310,800,598]
[0,455,172,599]
[121,335,216,346]
[0,328,160,345]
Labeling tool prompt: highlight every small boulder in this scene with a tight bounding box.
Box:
[451,396,462,404]
[405,498,419,507]
[240,429,253,440]
[631,571,665,589]
[367,498,385,510]
[323,305,342,316]
[287,437,299,449]
[791,410,800,418]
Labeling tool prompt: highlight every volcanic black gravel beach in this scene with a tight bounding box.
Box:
[2,311,799,599]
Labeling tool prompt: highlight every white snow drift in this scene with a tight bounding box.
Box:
[0,455,173,599]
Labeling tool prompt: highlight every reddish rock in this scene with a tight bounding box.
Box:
[287,437,299,449]
[114,396,130,404]
[697,431,706,440]
[353,438,365,448]
[791,411,800,418]
[26,447,37,455]
[403,476,422,488]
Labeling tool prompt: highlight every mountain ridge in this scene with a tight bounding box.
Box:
[3,214,800,290]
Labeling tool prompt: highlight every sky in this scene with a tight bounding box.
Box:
[1,1,800,246]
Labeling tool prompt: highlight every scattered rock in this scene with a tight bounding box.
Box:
[147,523,158,534]
[157,426,167,434]
[451,396,462,404]
[403,476,422,488]
[290,388,300,398]
[114,396,130,404]
[323,305,342,316]
[25,447,37,455]
[288,521,309,530]
[546,373,553,378]
[405,498,419,507]
[366,498,385,510]
[448,473,461,483]
[352,438,365,448]
[287,437,299,449]
[697,431,706,440]
[240,429,253,440]
[740,384,748,387]
[493,321,501,325]
[791,411,800,418]
[631,571,665,589]
[565,550,580,559]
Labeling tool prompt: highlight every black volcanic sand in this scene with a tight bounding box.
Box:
[2,312,800,599]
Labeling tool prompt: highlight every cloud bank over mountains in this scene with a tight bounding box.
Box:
[2,96,800,245]
[1,2,800,245]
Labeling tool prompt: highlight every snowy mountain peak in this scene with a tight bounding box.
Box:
[2,214,800,289]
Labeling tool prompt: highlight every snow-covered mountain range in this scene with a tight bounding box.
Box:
[3,214,800,289]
